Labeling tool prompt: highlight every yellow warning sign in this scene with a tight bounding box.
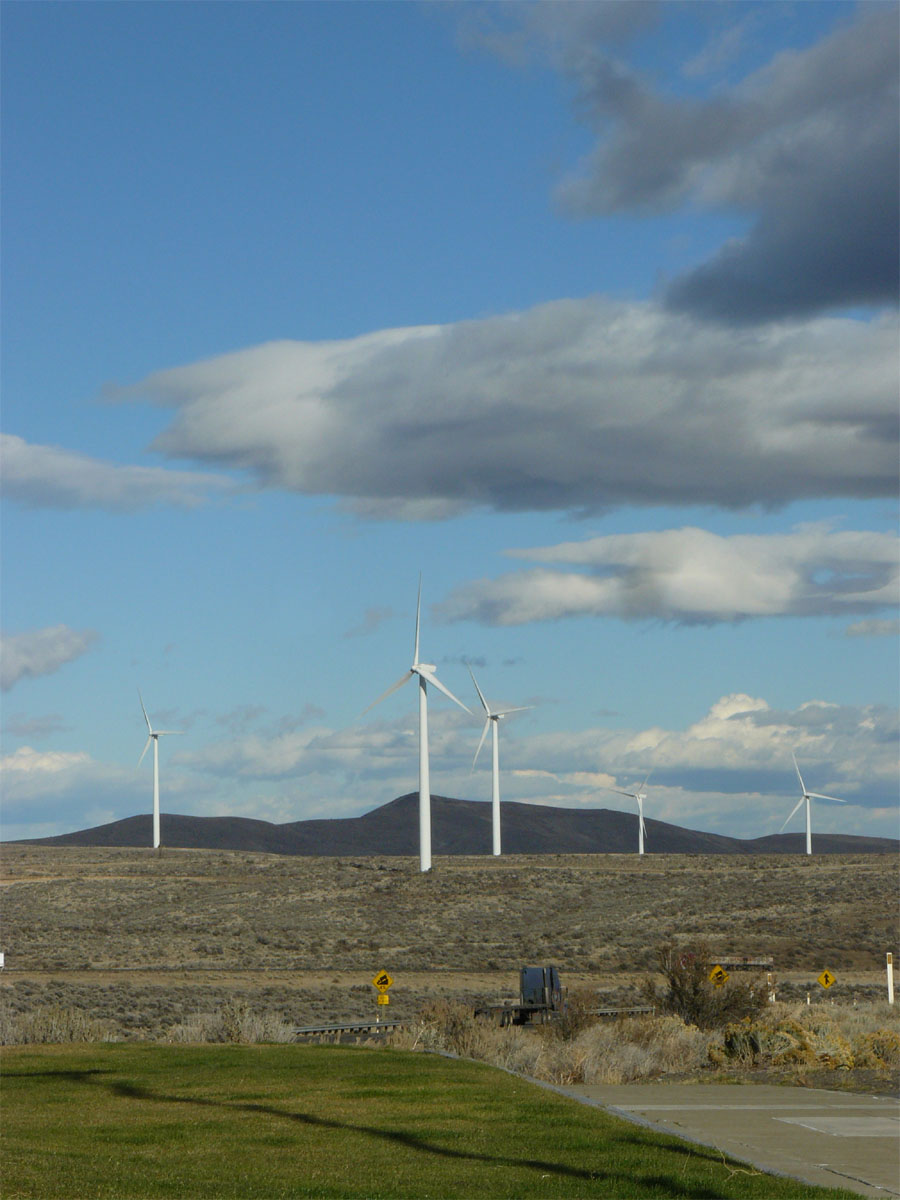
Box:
[372,970,393,993]
[818,969,836,989]
[377,993,390,1006]
[708,965,729,987]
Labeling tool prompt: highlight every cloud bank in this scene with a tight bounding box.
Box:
[0,626,99,691]
[5,692,895,841]
[0,433,232,511]
[438,526,899,625]
[119,300,897,518]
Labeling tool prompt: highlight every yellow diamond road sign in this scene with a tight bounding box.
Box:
[818,969,836,989]
[708,965,729,986]
[372,970,393,993]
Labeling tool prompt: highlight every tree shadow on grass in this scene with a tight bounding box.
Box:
[102,1077,737,1199]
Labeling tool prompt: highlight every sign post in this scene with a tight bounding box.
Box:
[372,970,393,1021]
[887,953,894,1006]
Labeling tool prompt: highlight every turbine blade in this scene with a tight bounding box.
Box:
[416,666,472,714]
[472,718,491,770]
[639,770,653,792]
[779,795,805,833]
[808,792,846,804]
[467,664,490,715]
[413,576,422,665]
[791,751,807,797]
[494,705,534,718]
[608,786,637,799]
[154,730,183,736]
[138,737,152,766]
[138,690,152,733]
[361,671,414,715]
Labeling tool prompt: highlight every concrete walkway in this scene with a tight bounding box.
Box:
[557,1082,899,1198]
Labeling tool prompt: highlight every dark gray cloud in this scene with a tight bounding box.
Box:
[519,5,900,321]
[120,300,898,518]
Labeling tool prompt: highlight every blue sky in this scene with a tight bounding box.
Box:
[2,0,898,845]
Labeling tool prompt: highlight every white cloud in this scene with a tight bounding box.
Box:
[0,625,99,691]
[1,746,92,774]
[0,433,233,511]
[438,526,899,625]
[117,300,897,517]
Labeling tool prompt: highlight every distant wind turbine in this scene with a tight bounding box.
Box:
[468,665,532,857]
[138,691,182,849]
[607,774,652,856]
[362,580,470,872]
[780,752,845,856]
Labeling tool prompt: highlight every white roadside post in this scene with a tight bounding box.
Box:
[887,952,895,1005]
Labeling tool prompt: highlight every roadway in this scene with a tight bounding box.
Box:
[555,1082,899,1198]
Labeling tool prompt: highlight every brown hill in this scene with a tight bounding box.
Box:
[15,794,898,855]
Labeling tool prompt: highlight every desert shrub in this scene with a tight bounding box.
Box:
[546,987,599,1042]
[164,1011,227,1043]
[710,1002,900,1074]
[219,1000,296,1044]
[576,1015,713,1084]
[642,942,770,1030]
[163,1001,295,1044]
[852,1029,900,1069]
[1,1005,114,1045]
[412,1000,506,1060]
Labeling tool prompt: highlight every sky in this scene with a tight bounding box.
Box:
[2,0,898,846]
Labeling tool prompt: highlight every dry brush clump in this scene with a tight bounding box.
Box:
[711,1001,900,1076]
[0,1004,115,1045]
[164,1000,296,1044]
[642,941,770,1029]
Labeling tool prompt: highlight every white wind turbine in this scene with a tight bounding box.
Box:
[468,665,532,857]
[607,774,652,856]
[363,580,471,872]
[780,752,845,856]
[138,692,182,849]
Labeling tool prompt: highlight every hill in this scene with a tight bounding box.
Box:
[15,794,898,855]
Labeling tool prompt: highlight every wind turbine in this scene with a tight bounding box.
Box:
[468,665,532,857]
[138,692,182,849]
[363,580,471,872]
[780,752,845,856]
[607,774,652,856]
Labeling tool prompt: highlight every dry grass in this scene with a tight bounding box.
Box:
[1,845,897,1055]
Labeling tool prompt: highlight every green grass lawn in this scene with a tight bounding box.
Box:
[2,1044,859,1199]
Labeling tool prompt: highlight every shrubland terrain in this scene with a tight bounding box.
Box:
[1,845,896,1041]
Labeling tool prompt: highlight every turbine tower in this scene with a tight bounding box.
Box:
[138,692,182,850]
[468,665,532,857]
[607,775,652,855]
[780,752,845,856]
[363,580,470,872]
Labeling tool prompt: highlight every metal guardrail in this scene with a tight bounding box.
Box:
[293,1020,406,1037]
[592,1005,655,1017]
